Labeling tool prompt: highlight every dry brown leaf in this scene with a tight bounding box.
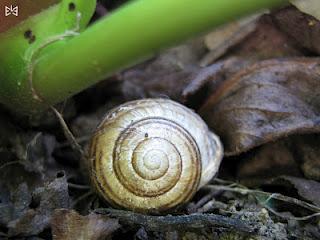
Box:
[228,14,304,59]
[291,134,320,181]
[200,13,261,66]
[272,176,320,207]
[237,140,301,186]
[201,13,305,66]
[200,58,320,155]
[236,134,320,185]
[182,58,253,109]
[7,176,70,237]
[291,0,320,20]
[273,6,320,55]
[51,209,120,240]
[120,39,205,101]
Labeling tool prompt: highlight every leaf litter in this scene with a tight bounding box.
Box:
[0,1,320,239]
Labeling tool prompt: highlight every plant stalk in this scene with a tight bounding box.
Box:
[1,0,288,114]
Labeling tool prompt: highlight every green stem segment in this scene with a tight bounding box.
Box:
[0,0,288,114]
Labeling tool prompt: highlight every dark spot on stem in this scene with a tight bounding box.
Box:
[145,133,148,138]
[68,2,76,11]
[24,29,32,39]
[24,29,36,44]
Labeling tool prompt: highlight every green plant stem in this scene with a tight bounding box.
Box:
[0,0,95,114]
[1,0,288,114]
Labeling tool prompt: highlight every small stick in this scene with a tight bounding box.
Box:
[51,106,84,156]
[94,208,256,235]
[68,182,91,190]
[205,184,320,219]
[72,190,95,208]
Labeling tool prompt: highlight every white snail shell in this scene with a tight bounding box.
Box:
[89,98,223,212]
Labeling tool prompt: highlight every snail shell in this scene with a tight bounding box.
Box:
[89,98,223,212]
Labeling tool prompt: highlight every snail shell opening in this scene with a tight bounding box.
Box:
[89,98,223,212]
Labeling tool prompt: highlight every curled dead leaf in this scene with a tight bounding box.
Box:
[120,39,205,101]
[273,6,320,55]
[200,58,320,155]
[291,0,320,20]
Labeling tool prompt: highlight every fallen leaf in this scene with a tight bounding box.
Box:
[0,159,43,234]
[120,39,205,101]
[0,183,31,227]
[224,14,305,60]
[51,209,120,240]
[200,13,261,66]
[182,58,253,109]
[204,13,262,51]
[234,134,320,185]
[7,176,70,237]
[200,58,320,155]
[237,139,301,186]
[183,14,307,108]
[24,133,56,175]
[291,0,320,20]
[273,6,320,55]
[291,134,320,181]
[271,176,320,207]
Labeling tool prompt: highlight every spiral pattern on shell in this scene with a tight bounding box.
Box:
[89,99,223,212]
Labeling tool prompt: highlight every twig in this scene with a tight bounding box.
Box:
[72,190,95,208]
[263,205,320,221]
[51,106,84,156]
[94,208,256,235]
[204,184,320,220]
[0,161,21,171]
[58,135,91,148]
[68,182,91,190]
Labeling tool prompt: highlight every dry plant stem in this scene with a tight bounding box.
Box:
[197,199,224,213]
[0,161,21,171]
[263,205,320,221]
[94,208,255,235]
[51,107,84,156]
[67,182,91,190]
[193,190,218,210]
[72,190,95,208]
[188,190,224,214]
[205,184,320,220]
[50,106,95,208]
[58,135,91,148]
